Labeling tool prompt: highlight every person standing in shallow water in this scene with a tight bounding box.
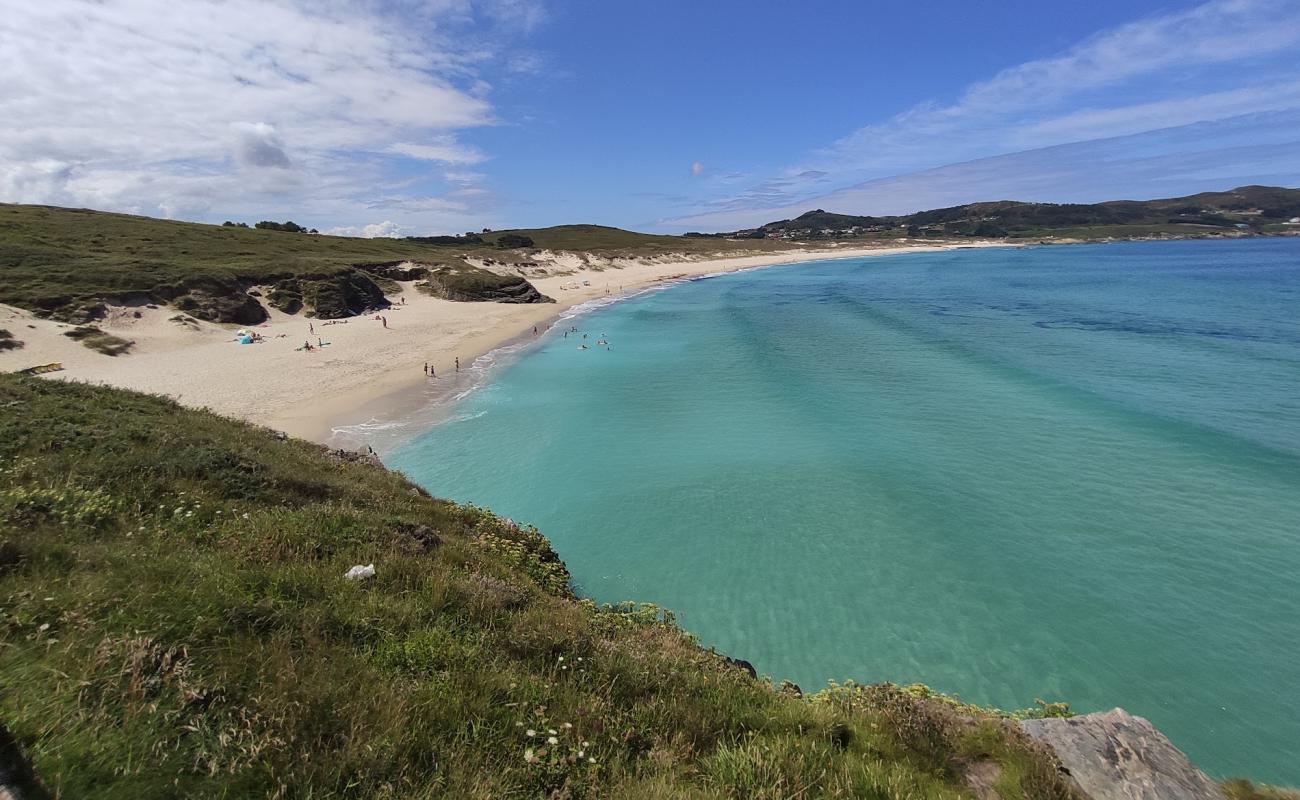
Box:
[455,356,460,372]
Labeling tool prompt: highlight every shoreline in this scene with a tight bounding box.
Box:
[0,241,1008,446]
[312,241,1014,450]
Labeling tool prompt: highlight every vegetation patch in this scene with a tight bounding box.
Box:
[0,329,22,351]
[62,325,133,356]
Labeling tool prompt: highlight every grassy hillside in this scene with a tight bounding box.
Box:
[739,185,1300,240]
[0,374,1090,799]
[479,224,787,254]
[0,205,452,311]
[0,207,778,322]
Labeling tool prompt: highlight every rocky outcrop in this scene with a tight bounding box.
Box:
[155,276,268,324]
[1021,709,1225,800]
[417,266,552,304]
[354,261,431,281]
[267,272,391,319]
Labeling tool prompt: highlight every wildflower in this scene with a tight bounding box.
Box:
[516,722,523,727]
[547,736,558,745]
[524,748,535,764]
[588,757,597,764]
[581,741,589,748]
[557,655,564,661]
[563,722,573,729]
[526,729,536,737]
[578,751,585,758]
[548,729,557,735]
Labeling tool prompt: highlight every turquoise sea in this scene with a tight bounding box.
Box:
[388,238,1300,783]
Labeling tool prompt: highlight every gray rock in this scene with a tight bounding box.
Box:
[1021,708,1224,800]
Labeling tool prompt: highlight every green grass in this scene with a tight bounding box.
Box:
[479,224,789,255]
[0,206,785,319]
[1,375,1087,799]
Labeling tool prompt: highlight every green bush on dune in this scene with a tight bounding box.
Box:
[1,374,1086,799]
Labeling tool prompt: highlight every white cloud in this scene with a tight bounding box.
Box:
[324,220,406,238]
[232,123,292,169]
[820,0,1300,175]
[444,170,487,184]
[671,0,1300,227]
[663,110,1300,230]
[389,140,487,165]
[0,0,540,232]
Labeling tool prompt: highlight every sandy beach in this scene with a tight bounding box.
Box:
[0,242,1005,444]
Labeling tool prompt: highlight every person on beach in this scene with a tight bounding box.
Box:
[317,338,322,348]
[423,362,428,375]
[533,325,538,335]
[304,340,312,351]
[309,322,314,334]
[382,316,388,328]
[455,356,460,372]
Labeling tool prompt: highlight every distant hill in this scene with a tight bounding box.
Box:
[721,185,1300,240]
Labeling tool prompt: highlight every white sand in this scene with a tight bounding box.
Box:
[0,242,1006,443]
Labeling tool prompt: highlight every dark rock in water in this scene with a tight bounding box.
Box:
[723,655,757,679]
[417,267,552,304]
[1021,709,1225,800]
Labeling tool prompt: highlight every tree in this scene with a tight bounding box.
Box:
[255,220,307,233]
[496,233,534,249]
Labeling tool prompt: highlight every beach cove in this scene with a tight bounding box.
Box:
[0,241,1007,442]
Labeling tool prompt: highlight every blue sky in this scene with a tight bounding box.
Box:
[3,0,1299,234]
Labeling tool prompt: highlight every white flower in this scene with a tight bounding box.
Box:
[581,741,589,747]
[577,751,585,758]
[588,757,597,764]
[547,736,558,745]
[526,729,536,737]
[524,748,535,763]
[548,729,557,735]
[563,722,573,729]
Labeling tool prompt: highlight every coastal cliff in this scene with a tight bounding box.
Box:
[0,373,1291,798]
